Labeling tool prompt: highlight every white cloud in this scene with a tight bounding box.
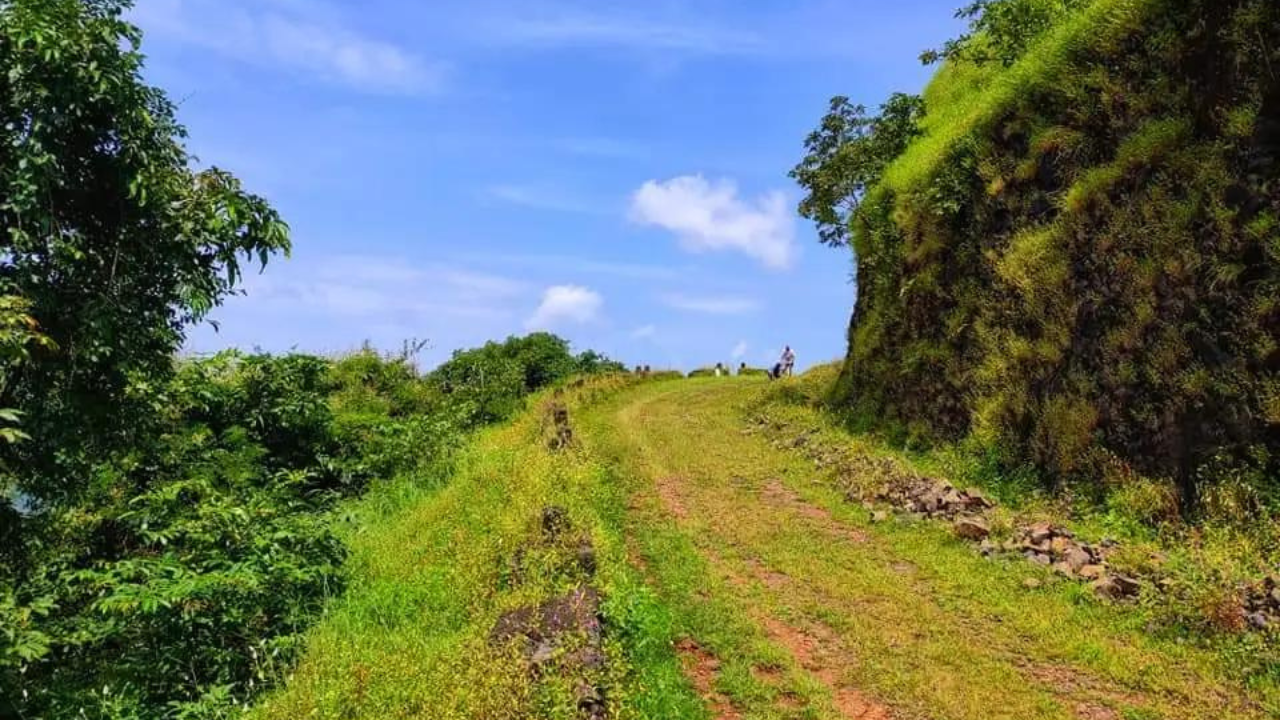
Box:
[631,324,657,340]
[731,341,748,360]
[629,175,796,270]
[132,0,446,95]
[526,285,603,330]
[660,293,759,315]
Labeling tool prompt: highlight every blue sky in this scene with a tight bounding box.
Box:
[131,0,963,371]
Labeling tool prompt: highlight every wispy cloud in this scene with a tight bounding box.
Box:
[465,252,687,282]
[526,285,604,330]
[554,137,647,160]
[133,0,447,95]
[242,255,527,321]
[631,324,657,340]
[660,293,759,315]
[629,175,797,270]
[488,12,763,55]
[731,340,748,360]
[484,184,603,214]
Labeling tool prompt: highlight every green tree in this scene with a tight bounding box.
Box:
[920,0,1093,67]
[790,93,926,248]
[0,0,290,504]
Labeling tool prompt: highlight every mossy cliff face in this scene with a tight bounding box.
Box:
[835,0,1279,501]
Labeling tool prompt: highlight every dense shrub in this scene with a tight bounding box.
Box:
[825,0,1280,508]
[430,333,625,426]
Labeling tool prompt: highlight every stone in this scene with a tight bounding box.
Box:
[1065,547,1093,573]
[1052,562,1074,577]
[1094,574,1141,600]
[1271,588,1280,606]
[1050,537,1072,557]
[1028,522,1054,544]
[965,489,993,509]
[1078,564,1106,580]
[1113,574,1142,597]
[1027,552,1052,566]
[1023,578,1043,589]
[576,538,597,576]
[954,517,991,541]
[871,510,890,523]
[979,539,995,556]
[1247,612,1270,631]
[1092,577,1123,600]
[541,506,572,538]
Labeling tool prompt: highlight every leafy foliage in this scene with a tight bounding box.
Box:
[822,0,1280,511]
[920,0,1095,67]
[430,332,625,425]
[789,94,926,248]
[0,0,290,506]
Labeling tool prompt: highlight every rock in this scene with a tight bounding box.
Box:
[1247,612,1270,631]
[1052,562,1074,577]
[1093,574,1141,600]
[1113,574,1142,597]
[1027,552,1052,566]
[979,539,995,556]
[1271,588,1280,606]
[1023,578,1043,589]
[576,538,597,576]
[542,506,572,538]
[954,517,991,540]
[1078,564,1106,580]
[1065,547,1093,573]
[871,510,890,523]
[965,489,993,509]
[530,641,557,666]
[1092,577,1123,599]
[1050,537,1072,557]
[1029,522,1054,544]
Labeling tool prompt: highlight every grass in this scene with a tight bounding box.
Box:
[579,378,1278,719]
[249,377,705,720]
[881,0,1159,196]
[250,373,1279,718]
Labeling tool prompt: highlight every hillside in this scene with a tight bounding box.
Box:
[830,0,1279,505]
[249,373,1278,718]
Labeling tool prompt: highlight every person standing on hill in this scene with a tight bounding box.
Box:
[781,346,796,377]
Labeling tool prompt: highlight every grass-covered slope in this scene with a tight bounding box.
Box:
[836,0,1279,501]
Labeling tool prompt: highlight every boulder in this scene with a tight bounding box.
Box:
[1247,612,1270,631]
[1027,552,1052,566]
[954,517,991,540]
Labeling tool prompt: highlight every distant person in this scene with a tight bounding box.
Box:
[781,346,796,377]
[714,362,724,377]
[739,362,748,376]
[769,362,783,380]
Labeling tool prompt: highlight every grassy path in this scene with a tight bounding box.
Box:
[579,379,1273,720]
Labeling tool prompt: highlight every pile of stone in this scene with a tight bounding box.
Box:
[986,522,1141,600]
[747,411,1280,628]
[1243,576,1280,630]
[878,476,994,521]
